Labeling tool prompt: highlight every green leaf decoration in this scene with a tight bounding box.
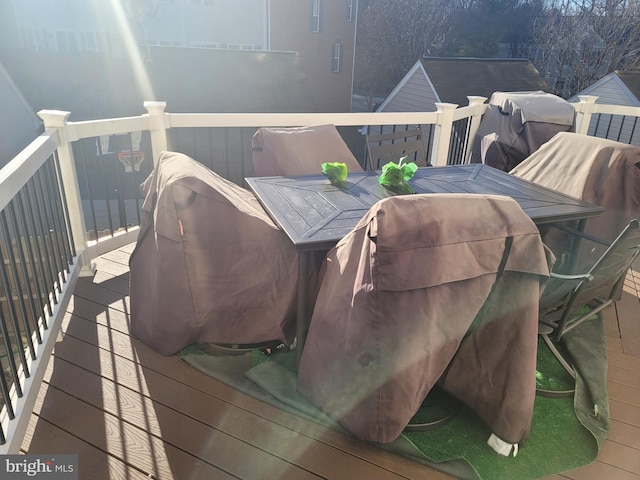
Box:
[398,156,418,180]
[321,162,348,186]
[379,156,417,194]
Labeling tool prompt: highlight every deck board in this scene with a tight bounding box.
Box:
[21,244,640,479]
[22,415,151,480]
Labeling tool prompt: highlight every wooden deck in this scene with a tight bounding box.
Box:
[21,243,640,480]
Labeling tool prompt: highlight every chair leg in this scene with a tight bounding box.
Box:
[403,386,461,432]
[536,332,576,398]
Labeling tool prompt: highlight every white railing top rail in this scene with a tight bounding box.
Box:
[0,129,59,213]
[68,115,151,143]
[8,94,639,147]
[165,110,444,129]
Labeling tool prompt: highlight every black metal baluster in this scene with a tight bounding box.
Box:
[52,153,76,259]
[44,158,72,269]
[0,211,36,361]
[0,245,30,385]
[115,137,127,231]
[79,139,99,242]
[28,176,60,299]
[35,168,65,288]
[0,323,16,418]
[11,197,43,345]
[23,182,55,317]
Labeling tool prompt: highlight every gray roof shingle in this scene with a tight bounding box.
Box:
[420,57,550,107]
[615,70,640,101]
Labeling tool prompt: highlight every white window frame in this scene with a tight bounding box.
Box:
[80,31,98,52]
[55,30,78,54]
[346,0,354,22]
[332,42,342,73]
[311,0,321,33]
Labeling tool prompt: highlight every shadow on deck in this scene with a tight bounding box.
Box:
[20,244,640,480]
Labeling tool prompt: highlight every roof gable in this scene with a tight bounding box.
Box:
[568,71,640,106]
[419,57,550,107]
[614,70,640,102]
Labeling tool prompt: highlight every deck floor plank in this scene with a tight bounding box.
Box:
[46,336,418,480]
[41,364,326,480]
[20,244,640,480]
[22,414,151,480]
[607,420,640,450]
[62,285,449,479]
[31,383,238,480]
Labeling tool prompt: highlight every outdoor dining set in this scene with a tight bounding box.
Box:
[127,102,640,457]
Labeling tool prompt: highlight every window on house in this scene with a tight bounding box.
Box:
[346,0,354,22]
[96,32,109,53]
[108,32,124,58]
[55,31,78,54]
[20,27,35,52]
[311,0,322,33]
[331,42,342,73]
[80,31,97,52]
[34,29,47,52]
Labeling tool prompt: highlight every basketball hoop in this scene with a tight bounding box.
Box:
[118,150,145,172]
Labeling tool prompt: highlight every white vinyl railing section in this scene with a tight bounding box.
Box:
[0,94,637,453]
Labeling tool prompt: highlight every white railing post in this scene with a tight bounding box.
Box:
[37,110,94,276]
[431,103,458,166]
[574,95,598,135]
[144,101,168,169]
[462,96,488,164]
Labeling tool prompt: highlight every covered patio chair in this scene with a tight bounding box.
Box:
[365,126,427,170]
[470,91,575,171]
[511,132,640,272]
[251,124,364,177]
[129,151,298,355]
[250,124,364,304]
[297,193,552,454]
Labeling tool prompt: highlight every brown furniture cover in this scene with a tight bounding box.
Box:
[129,151,298,355]
[251,124,364,176]
[297,194,551,446]
[470,91,575,171]
[511,132,640,270]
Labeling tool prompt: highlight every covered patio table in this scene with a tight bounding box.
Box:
[246,164,605,362]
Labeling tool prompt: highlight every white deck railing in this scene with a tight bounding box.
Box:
[0,94,637,453]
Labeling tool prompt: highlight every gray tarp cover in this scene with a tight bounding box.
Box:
[129,151,298,355]
[512,132,640,270]
[471,91,575,171]
[298,194,551,445]
[251,124,364,177]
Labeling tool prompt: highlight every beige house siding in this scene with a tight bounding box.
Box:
[270,0,357,113]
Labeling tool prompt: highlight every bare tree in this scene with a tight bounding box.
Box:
[354,0,456,110]
[531,0,640,98]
